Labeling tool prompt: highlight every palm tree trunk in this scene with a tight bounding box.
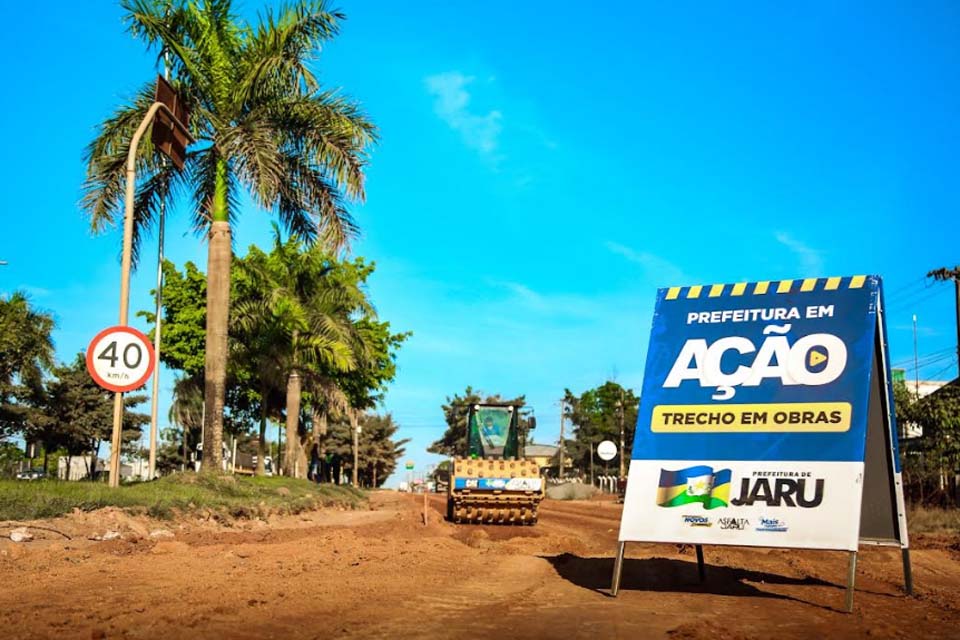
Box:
[256,382,268,476]
[284,370,302,477]
[202,219,231,473]
[312,405,328,482]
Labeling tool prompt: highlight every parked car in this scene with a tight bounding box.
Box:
[16,468,46,481]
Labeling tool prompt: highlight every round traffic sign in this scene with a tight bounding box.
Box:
[597,440,618,461]
[86,326,156,393]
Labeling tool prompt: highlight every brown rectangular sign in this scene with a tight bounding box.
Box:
[152,74,190,170]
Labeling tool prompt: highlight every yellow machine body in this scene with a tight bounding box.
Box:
[447,456,544,525]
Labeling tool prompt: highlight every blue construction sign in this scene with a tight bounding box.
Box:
[616,276,909,556]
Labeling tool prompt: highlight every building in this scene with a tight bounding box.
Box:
[58,456,105,481]
[523,444,558,471]
[894,368,950,440]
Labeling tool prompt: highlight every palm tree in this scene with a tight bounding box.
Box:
[234,230,369,477]
[0,293,55,440]
[82,0,376,472]
[169,374,203,469]
[232,245,296,476]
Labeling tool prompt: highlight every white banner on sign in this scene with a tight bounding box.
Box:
[618,459,865,551]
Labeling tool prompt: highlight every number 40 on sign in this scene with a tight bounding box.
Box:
[86,326,156,393]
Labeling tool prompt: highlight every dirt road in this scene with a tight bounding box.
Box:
[0,492,958,639]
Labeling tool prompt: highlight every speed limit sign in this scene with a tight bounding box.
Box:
[86,326,156,393]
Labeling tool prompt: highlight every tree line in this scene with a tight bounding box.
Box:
[81,0,379,475]
[144,228,409,485]
[427,382,639,479]
[0,293,149,478]
[0,228,409,486]
[894,379,960,506]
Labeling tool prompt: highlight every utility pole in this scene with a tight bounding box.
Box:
[590,441,595,487]
[913,314,920,400]
[107,75,191,487]
[148,54,172,482]
[927,267,960,378]
[351,409,360,487]
[617,389,626,479]
[558,400,566,481]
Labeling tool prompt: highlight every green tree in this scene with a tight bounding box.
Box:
[169,374,204,469]
[84,0,376,472]
[427,387,526,458]
[897,378,960,504]
[140,260,208,377]
[28,355,148,479]
[356,413,409,488]
[0,293,55,441]
[155,426,188,475]
[234,231,367,477]
[0,442,25,478]
[564,381,639,476]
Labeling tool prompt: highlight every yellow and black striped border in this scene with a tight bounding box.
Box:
[664,275,871,301]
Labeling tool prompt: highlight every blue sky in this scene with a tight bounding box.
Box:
[1,2,959,483]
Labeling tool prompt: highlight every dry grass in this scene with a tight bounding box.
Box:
[906,505,960,534]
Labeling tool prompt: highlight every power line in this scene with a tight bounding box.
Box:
[888,290,942,311]
[927,267,960,379]
[925,358,958,382]
[884,281,931,305]
[900,352,955,373]
[892,347,955,368]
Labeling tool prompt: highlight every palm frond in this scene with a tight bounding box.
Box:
[81,84,165,234]
[271,91,377,200]
[237,0,345,106]
[121,0,210,92]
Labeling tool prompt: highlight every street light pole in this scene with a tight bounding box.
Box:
[351,410,361,487]
[108,99,191,488]
[558,400,566,481]
[617,389,626,479]
[147,58,173,482]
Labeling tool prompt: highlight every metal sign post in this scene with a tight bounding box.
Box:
[100,75,191,487]
[86,326,156,485]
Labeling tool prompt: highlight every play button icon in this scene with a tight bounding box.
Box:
[808,348,828,369]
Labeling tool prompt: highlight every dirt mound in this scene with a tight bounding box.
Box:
[546,482,599,500]
[0,491,956,639]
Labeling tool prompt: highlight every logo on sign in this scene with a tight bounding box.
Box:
[718,517,750,530]
[730,475,824,508]
[657,466,732,510]
[682,515,712,527]
[756,517,788,532]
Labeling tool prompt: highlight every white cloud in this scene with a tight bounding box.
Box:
[605,241,689,286]
[774,231,825,276]
[425,71,502,157]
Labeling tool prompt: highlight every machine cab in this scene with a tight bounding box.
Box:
[467,403,520,459]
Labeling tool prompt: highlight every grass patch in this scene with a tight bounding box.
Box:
[906,505,960,534]
[0,474,365,522]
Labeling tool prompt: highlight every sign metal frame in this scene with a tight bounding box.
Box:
[609,276,911,612]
